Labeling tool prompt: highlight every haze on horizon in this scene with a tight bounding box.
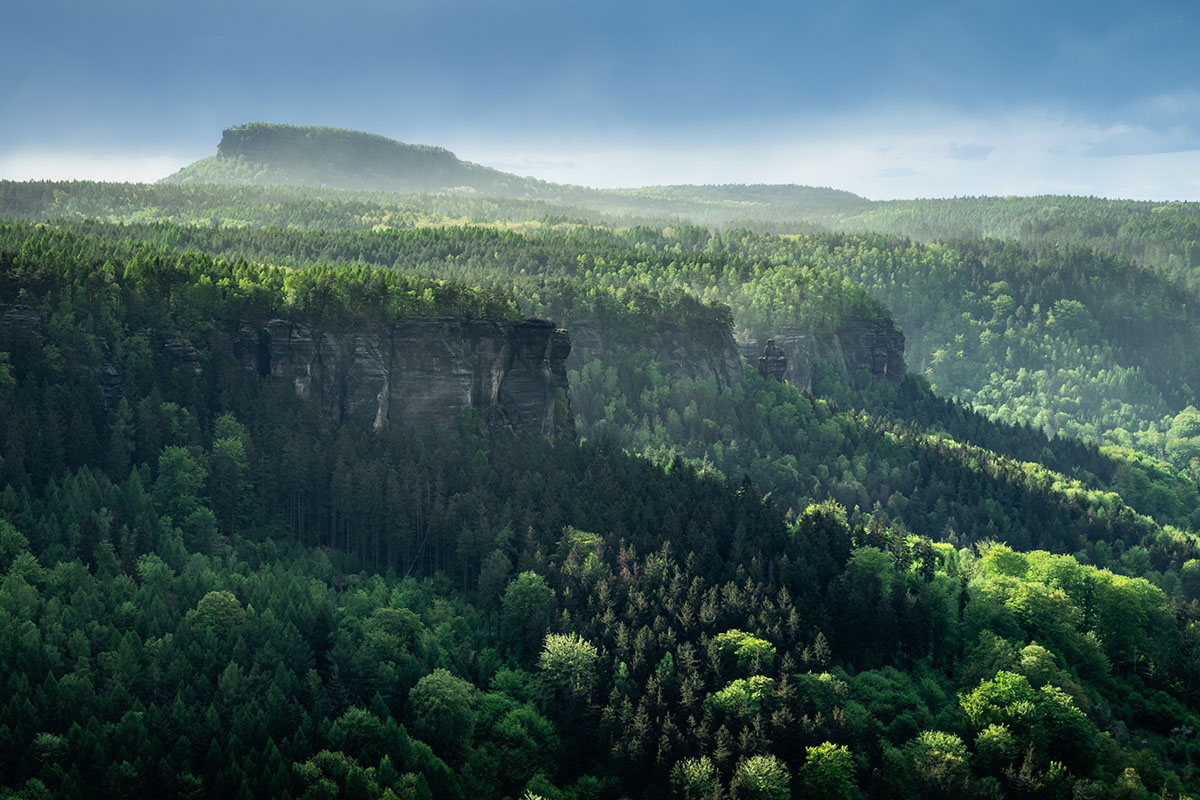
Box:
[4,0,1200,201]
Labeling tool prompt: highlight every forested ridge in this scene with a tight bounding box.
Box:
[8,178,1200,469]
[6,126,1200,798]
[808,196,1200,281]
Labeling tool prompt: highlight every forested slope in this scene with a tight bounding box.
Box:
[8,178,1200,470]
[4,219,1200,798]
[812,195,1200,282]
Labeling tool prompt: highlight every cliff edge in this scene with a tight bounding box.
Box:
[738,317,905,392]
[234,317,574,439]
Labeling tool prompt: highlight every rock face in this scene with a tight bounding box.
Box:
[739,317,905,392]
[757,340,788,383]
[234,317,574,438]
[568,320,744,389]
[2,306,123,408]
[1,305,42,341]
[1,305,573,438]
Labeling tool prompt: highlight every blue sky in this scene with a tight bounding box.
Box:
[4,0,1200,199]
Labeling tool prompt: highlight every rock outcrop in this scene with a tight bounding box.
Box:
[1,305,42,341]
[2,305,573,438]
[568,320,744,389]
[2,306,123,408]
[739,317,905,392]
[233,317,574,438]
[757,340,788,383]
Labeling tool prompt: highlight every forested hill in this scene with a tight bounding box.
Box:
[162,123,552,196]
[6,216,1200,798]
[159,124,866,224]
[805,196,1200,283]
[160,124,1200,278]
[615,184,869,213]
[10,176,1200,483]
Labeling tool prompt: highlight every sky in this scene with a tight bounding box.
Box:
[4,0,1200,200]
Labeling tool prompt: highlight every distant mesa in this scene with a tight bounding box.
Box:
[162,122,542,196]
[160,122,868,209]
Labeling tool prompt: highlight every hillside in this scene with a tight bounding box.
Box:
[811,195,1200,282]
[9,173,1199,469]
[158,125,1200,278]
[4,218,1200,799]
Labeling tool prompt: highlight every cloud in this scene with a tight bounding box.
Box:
[948,143,995,161]
[0,150,195,182]
[5,104,1200,202]
[1078,123,1200,157]
[454,105,1200,200]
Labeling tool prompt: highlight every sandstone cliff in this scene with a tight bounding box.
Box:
[737,317,905,392]
[2,305,574,439]
[233,317,574,438]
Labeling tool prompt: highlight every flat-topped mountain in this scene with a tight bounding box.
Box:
[163,122,552,196]
[160,123,865,213]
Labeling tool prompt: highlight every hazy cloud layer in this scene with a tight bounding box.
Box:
[0,151,195,183]
[451,108,1200,200]
[4,0,1200,199]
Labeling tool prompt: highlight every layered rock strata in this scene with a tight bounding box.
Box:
[739,317,905,392]
[2,305,573,438]
[234,317,574,438]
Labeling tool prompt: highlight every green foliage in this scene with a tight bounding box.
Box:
[502,572,556,661]
[731,754,791,800]
[670,756,721,800]
[0,518,29,573]
[4,179,1200,800]
[906,731,969,800]
[539,633,599,702]
[960,670,1096,773]
[799,743,858,800]
[709,675,776,716]
[406,669,478,758]
[153,445,206,523]
[1166,406,1200,474]
[712,629,776,675]
[193,589,245,631]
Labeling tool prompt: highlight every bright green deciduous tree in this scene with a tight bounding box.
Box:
[960,670,1096,773]
[153,445,206,524]
[907,730,968,800]
[712,629,776,675]
[539,632,598,702]
[1167,406,1200,473]
[800,742,859,800]
[732,754,790,800]
[194,590,245,631]
[670,755,721,800]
